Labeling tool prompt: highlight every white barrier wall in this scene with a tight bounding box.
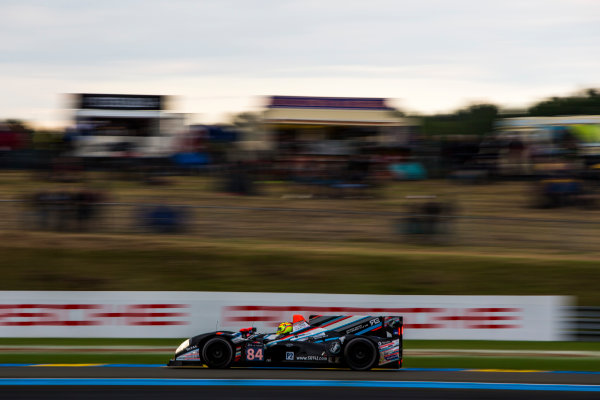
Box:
[0,291,572,340]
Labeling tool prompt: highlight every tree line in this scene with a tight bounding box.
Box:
[418,88,600,138]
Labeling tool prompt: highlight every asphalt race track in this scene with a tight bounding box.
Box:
[1,366,599,400]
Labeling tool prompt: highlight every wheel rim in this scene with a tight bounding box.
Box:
[346,340,376,370]
[205,341,231,366]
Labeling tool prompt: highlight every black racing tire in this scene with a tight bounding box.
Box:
[344,338,378,371]
[202,337,234,369]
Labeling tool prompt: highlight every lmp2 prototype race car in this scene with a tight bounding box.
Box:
[168,314,403,371]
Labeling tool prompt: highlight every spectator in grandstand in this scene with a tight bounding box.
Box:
[29,187,106,232]
[74,188,105,232]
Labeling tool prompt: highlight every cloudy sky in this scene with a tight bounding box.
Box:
[1,0,599,128]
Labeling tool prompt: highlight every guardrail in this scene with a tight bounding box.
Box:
[569,307,600,341]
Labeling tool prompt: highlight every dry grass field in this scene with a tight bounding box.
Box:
[0,170,598,304]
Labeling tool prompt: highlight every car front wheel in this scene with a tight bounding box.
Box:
[202,337,234,369]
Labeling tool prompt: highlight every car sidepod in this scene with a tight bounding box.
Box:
[267,341,336,365]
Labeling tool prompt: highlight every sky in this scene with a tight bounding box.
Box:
[1,0,599,128]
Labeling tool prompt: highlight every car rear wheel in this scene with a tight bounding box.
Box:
[344,338,378,371]
[202,337,234,369]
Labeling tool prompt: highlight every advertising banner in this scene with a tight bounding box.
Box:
[0,292,572,340]
[76,94,164,110]
[268,96,392,110]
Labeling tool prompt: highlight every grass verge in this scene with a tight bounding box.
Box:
[1,340,599,371]
[2,238,600,304]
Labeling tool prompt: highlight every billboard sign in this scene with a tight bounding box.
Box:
[76,94,164,110]
[0,292,571,340]
[268,96,392,110]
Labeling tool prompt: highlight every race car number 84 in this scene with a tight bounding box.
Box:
[245,346,264,361]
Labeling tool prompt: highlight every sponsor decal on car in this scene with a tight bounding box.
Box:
[285,352,294,361]
[295,355,328,361]
[176,348,200,361]
[293,320,310,331]
[378,339,400,365]
[345,324,368,334]
[328,341,341,355]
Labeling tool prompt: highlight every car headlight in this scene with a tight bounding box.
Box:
[175,339,190,354]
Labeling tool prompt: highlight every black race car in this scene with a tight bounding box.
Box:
[167,314,403,371]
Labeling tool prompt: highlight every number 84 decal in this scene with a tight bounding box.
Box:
[245,346,264,361]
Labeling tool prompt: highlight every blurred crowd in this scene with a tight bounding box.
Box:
[29,188,106,232]
[1,115,599,249]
